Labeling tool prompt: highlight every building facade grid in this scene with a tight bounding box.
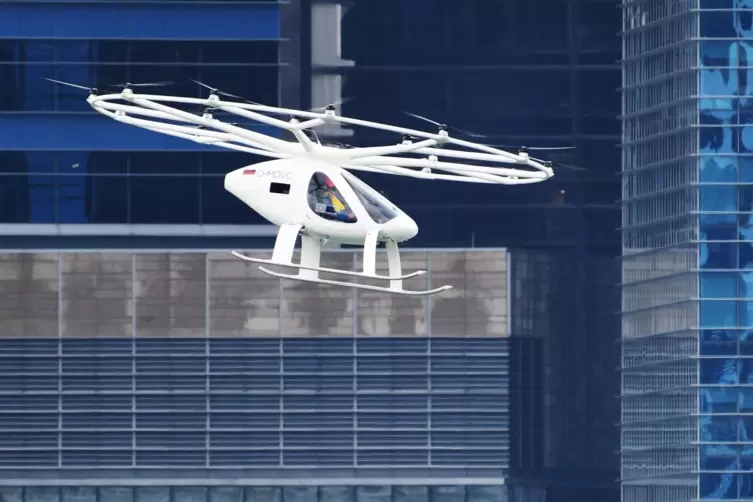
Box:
[623,0,753,501]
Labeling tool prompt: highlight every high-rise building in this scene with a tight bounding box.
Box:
[621,0,753,500]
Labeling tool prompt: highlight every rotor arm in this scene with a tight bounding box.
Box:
[125,96,296,153]
[350,156,548,179]
[329,138,439,161]
[90,97,205,125]
[288,118,327,131]
[216,105,304,132]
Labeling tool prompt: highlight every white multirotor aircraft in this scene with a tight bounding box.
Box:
[47,78,570,296]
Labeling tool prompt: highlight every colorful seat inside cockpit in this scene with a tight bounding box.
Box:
[307,172,357,223]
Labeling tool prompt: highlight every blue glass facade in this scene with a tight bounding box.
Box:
[0,1,281,229]
[622,0,753,500]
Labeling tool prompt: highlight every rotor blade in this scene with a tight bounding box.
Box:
[189,78,256,102]
[108,81,173,89]
[45,78,92,91]
[404,112,442,127]
[554,162,587,172]
[309,97,352,112]
[500,145,576,151]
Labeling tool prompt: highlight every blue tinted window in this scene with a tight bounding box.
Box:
[701,386,738,413]
[702,272,738,298]
[701,241,738,269]
[701,415,738,442]
[701,358,740,384]
[0,4,280,40]
[702,300,738,327]
[701,156,737,182]
[702,329,738,355]
[700,473,738,499]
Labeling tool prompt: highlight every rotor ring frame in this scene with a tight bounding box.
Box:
[88,90,554,185]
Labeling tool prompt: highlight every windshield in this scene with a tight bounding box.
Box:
[307,172,357,223]
[341,171,399,224]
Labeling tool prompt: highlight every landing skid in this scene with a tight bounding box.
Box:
[231,223,452,296]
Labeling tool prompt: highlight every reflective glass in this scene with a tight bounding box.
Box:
[740,301,753,326]
[356,486,391,502]
[135,487,169,502]
[307,172,357,223]
[466,486,505,502]
[701,272,738,298]
[244,488,280,502]
[0,488,23,502]
[61,488,96,502]
[26,488,60,502]
[702,329,738,356]
[174,488,207,502]
[701,156,738,182]
[430,486,465,502]
[701,241,738,269]
[701,358,740,384]
[341,171,398,224]
[742,330,753,354]
[702,386,737,413]
[279,488,314,502]
[129,175,200,224]
[701,300,738,327]
[319,487,354,502]
[701,414,739,442]
[210,488,242,502]
[98,488,133,502]
[393,487,429,502]
[702,445,740,471]
[700,472,738,499]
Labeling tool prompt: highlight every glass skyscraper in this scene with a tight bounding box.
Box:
[622,0,753,500]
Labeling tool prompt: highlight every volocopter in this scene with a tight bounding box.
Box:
[48,79,570,296]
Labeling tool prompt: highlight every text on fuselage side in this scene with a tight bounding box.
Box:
[255,170,294,180]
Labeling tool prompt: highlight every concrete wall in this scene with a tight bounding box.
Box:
[0,249,509,338]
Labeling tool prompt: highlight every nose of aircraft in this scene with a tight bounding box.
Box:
[224,168,243,196]
[384,214,418,242]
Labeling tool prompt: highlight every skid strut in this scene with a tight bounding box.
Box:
[231,224,452,296]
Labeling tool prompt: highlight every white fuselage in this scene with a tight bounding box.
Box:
[224,159,418,245]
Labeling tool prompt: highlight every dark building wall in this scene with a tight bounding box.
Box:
[319,1,621,500]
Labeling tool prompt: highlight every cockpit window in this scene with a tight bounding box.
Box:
[307,172,357,223]
[341,171,399,224]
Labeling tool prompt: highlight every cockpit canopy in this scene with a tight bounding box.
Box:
[306,172,399,224]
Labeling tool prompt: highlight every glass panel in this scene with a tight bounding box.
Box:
[99,488,133,502]
[307,172,357,223]
[701,272,738,298]
[700,473,739,499]
[244,488,280,502]
[701,415,739,442]
[62,488,96,502]
[210,488,242,502]
[393,487,429,502]
[0,488,23,502]
[341,171,398,223]
[85,175,130,224]
[702,386,738,413]
[280,488,315,502]
[430,486,465,502]
[318,487,354,502]
[26,488,60,502]
[174,488,207,502]
[701,241,738,269]
[701,184,737,212]
[702,329,738,356]
[702,358,741,384]
[466,486,506,502]
[701,300,738,327]
[135,488,170,502]
[130,175,200,224]
[356,486,391,502]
